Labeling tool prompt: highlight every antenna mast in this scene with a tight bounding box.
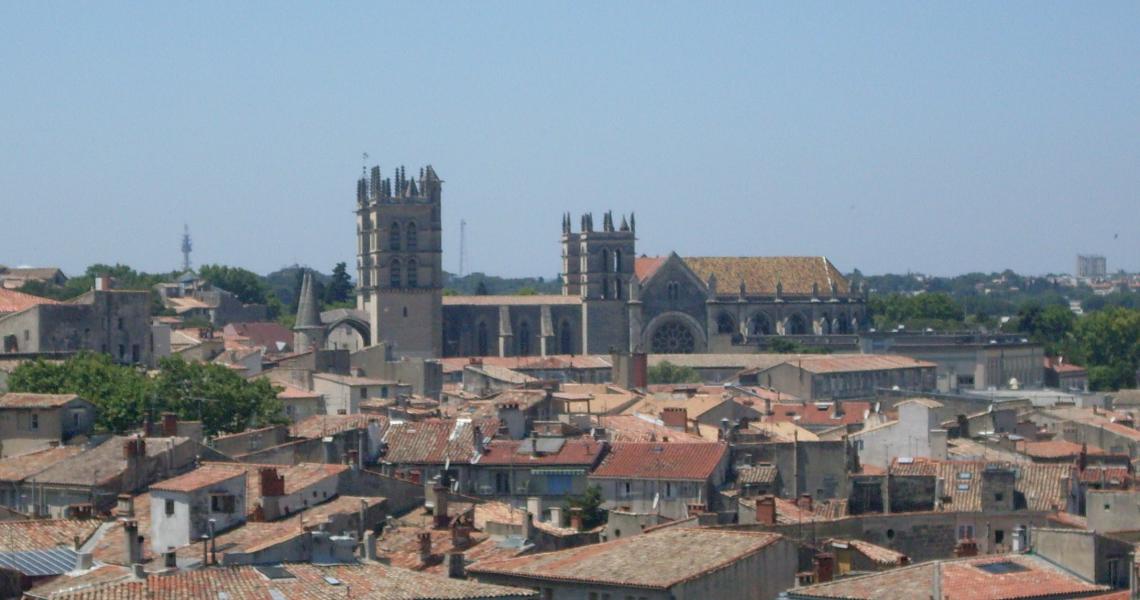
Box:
[459,219,467,277]
[181,224,193,272]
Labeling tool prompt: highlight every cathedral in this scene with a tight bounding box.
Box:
[351,164,866,359]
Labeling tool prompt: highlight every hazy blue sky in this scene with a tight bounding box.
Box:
[2,2,1138,279]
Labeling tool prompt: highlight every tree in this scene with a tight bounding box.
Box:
[475,280,489,295]
[1016,302,1075,354]
[325,262,353,305]
[1065,308,1140,391]
[766,338,830,354]
[564,485,606,529]
[198,264,268,305]
[7,353,151,433]
[647,361,701,384]
[151,356,286,435]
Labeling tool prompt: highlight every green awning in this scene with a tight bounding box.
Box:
[531,468,587,476]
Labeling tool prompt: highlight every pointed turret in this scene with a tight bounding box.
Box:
[293,270,324,351]
[629,212,636,233]
[620,215,629,231]
[407,177,419,197]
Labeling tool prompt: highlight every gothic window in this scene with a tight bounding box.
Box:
[613,249,622,273]
[651,320,696,354]
[614,277,622,300]
[785,313,808,335]
[518,321,531,356]
[749,314,772,336]
[602,277,610,300]
[389,222,401,251]
[406,222,418,251]
[407,258,418,288]
[601,249,610,273]
[476,322,490,356]
[716,312,735,334]
[389,259,402,288]
[559,321,573,355]
[667,281,680,300]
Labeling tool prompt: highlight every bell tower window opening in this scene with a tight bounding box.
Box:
[389,222,402,251]
[407,258,418,288]
[406,222,418,251]
[389,259,402,288]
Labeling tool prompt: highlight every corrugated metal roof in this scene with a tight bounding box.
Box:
[0,547,80,576]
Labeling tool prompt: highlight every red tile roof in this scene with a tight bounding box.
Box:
[788,553,1110,599]
[0,519,101,552]
[754,354,936,375]
[590,441,727,481]
[290,413,388,439]
[594,415,707,442]
[0,445,87,481]
[1044,356,1088,374]
[764,401,871,427]
[634,256,667,282]
[0,287,58,314]
[1017,439,1102,459]
[383,418,501,466]
[0,392,82,409]
[888,458,1070,511]
[469,527,783,589]
[477,439,605,466]
[222,321,292,352]
[150,465,246,493]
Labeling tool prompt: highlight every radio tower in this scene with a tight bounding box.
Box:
[181,224,193,272]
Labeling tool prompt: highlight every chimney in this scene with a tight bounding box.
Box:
[661,407,687,431]
[122,519,142,565]
[417,531,432,565]
[632,352,648,389]
[813,552,835,583]
[451,523,473,548]
[131,563,147,580]
[161,412,178,437]
[473,425,485,454]
[797,493,813,513]
[527,497,543,521]
[164,549,177,568]
[259,467,285,497]
[569,507,584,531]
[94,274,111,292]
[75,552,93,571]
[755,495,776,525]
[524,512,536,541]
[433,485,450,529]
[1012,525,1028,553]
[954,539,979,557]
[363,531,377,561]
[447,552,466,579]
[1079,443,1088,472]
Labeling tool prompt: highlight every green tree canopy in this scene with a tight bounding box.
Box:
[564,485,606,529]
[324,262,353,306]
[647,361,701,384]
[199,264,270,305]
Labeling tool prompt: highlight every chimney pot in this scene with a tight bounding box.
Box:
[755,496,776,525]
[813,552,835,583]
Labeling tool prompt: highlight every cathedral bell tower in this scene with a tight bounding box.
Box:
[355,164,443,358]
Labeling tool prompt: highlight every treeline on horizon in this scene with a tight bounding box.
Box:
[15,263,1140,390]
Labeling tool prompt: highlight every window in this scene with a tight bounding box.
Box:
[117,318,124,331]
[622,482,632,497]
[381,386,388,398]
[958,525,974,540]
[405,222,418,251]
[118,344,126,360]
[614,277,622,299]
[601,249,610,273]
[995,529,1005,545]
[666,281,680,300]
[716,313,735,334]
[664,482,674,498]
[518,322,531,356]
[994,493,1004,502]
[165,499,175,516]
[389,259,402,288]
[359,388,367,400]
[30,414,38,430]
[389,222,401,251]
[131,344,140,363]
[476,322,490,356]
[211,494,236,514]
[406,258,418,288]
[73,412,81,428]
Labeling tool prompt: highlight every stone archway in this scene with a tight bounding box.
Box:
[747,312,773,336]
[784,312,808,336]
[325,315,371,347]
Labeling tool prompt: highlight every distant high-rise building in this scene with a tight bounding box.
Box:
[1076,254,1107,278]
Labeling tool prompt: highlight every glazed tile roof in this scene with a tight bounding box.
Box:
[0,519,101,552]
[683,256,851,297]
[43,562,538,599]
[787,553,1109,600]
[383,418,501,466]
[590,442,727,481]
[0,445,87,482]
[150,465,246,493]
[290,413,388,439]
[0,287,58,314]
[469,527,782,589]
[0,392,82,409]
[477,439,605,466]
[888,458,1070,511]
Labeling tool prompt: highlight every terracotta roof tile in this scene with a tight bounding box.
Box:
[590,442,727,481]
[0,392,82,409]
[290,414,388,439]
[383,418,501,466]
[0,445,87,481]
[0,519,101,552]
[477,439,605,466]
[150,465,246,493]
[0,287,58,314]
[469,527,783,589]
[888,458,1069,512]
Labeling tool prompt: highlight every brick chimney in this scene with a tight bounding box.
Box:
[569,507,584,531]
[161,413,178,437]
[417,531,432,565]
[756,495,777,525]
[632,352,648,389]
[122,519,142,565]
[813,552,835,583]
[661,407,688,431]
[451,523,472,548]
[797,493,813,513]
[954,539,979,557]
[259,467,285,497]
[447,552,465,579]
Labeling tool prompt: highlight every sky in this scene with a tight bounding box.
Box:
[2,2,1138,280]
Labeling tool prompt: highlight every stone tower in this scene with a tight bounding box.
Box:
[293,269,325,352]
[561,211,636,300]
[355,164,443,358]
